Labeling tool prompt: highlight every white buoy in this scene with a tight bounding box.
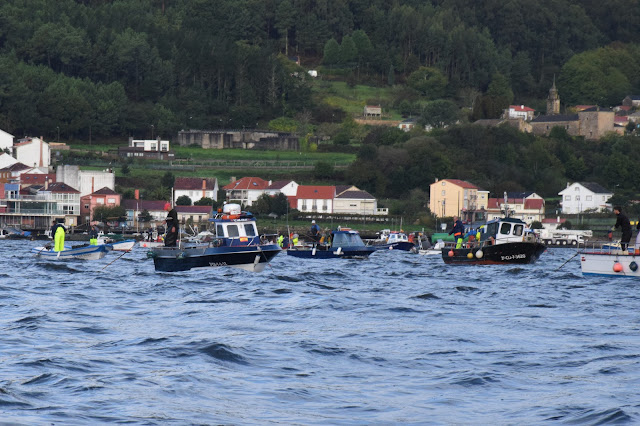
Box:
[476,250,484,259]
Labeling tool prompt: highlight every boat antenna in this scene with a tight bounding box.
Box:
[503,191,509,218]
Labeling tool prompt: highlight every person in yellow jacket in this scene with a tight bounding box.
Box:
[277,234,284,247]
[51,220,66,252]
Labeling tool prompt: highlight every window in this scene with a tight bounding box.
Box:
[565,195,571,201]
[84,204,89,209]
[500,223,512,235]
[575,187,579,192]
[586,195,592,201]
[216,224,224,237]
[513,224,524,236]
[107,198,116,204]
[97,198,104,204]
[441,190,445,196]
[244,224,256,236]
[575,195,580,201]
[227,225,239,237]
[312,200,317,211]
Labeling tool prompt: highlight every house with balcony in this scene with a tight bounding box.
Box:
[559,182,613,213]
[296,185,335,213]
[80,187,121,224]
[42,182,81,226]
[222,177,271,206]
[485,192,545,223]
[429,178,488,222]
[174,177,218,204]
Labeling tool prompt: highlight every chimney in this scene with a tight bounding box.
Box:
[202,179,206,199]
[39,138,43,167]
[434,178,439,183]
[231,176,236,182]
[135,189,139,200]
[91,177,94,194]
[521,105,524,109]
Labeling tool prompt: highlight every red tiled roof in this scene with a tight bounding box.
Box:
[222,177,269,190]
[487,197,544,210]
[175,177,217,190]
[510,105,535,112]
[296,185,335,199]
[443,179,478,189]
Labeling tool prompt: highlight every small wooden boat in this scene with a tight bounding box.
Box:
[148,204,280,272]
[579,249,640,277]
[442,217,546,265]
[31,244,109,260]
[105,239,136,251]
[287,228,376,259]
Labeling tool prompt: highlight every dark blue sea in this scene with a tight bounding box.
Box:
[1,240,639,424]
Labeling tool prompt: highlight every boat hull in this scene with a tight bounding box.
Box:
[108,240,136,251]
[287,246,376,259]
[441,242,546,265]
[31,245,109,260]
[150,244,281,272]
[371,241,415,251]
[580,251,640,277]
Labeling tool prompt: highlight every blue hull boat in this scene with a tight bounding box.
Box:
[287,228,376,259]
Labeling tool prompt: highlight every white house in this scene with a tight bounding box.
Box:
[129,137,170,152]
[174,177,219,204]
[0,153,18,169]
[295,185,334,213]
[14,137,50,168]
[266,180,298,197]
[222,176,270,206]
[333,187,381,215]
[559,182,613,214]
[505,105,535,121]
[56,165,115,197]
[0,129,14,152]
[398,118,417,132]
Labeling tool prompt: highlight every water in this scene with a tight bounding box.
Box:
[2,240,639,424]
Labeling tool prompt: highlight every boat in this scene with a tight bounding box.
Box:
[287,227,376,259]
[148,203,281,272]
[417,239,445,256]
[139,240,164,248]
[367,229,415,251]
[95,233,136,251]
[441,217,546,265]
[579,247,640,277]
[31,244,109,260]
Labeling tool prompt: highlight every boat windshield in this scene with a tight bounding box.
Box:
[332,232,364,247]
[244,223,257,236]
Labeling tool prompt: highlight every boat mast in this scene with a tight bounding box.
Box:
[503,191,509,218]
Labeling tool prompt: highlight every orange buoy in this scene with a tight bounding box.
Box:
[448,250,454,257]
[613,262,623,272]
[467,252,474,259]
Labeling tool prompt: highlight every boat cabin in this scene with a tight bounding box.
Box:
[480,217,531,244]
[209,203,259,245]
[331,229,367,248]
[386,232,409,244]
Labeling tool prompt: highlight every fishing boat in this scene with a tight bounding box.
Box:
[106,239,136,251]
[367,229,415,251]
[287,227,376,259]
[31,244,109,260]
[579,247,640,277]
[441,217,546,265]
[417,239,445,256]
[148,203,280,272]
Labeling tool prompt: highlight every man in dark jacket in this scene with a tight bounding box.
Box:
[449,215,465,249]
[163,202,179,247]
[613,206,632,252]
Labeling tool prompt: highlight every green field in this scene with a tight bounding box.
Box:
[313,81,403,120]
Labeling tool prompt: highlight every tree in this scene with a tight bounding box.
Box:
[420,100,460,129]
[339,35,357,65]
[406,67,447,99]
[138,209,152,223]
[121,163,130,175]
[93,205,127,223]
[322,38,340,65]
[194,197,214,206]
[176,195,192,205]
[313,161,335,179]
[161,171,175,189]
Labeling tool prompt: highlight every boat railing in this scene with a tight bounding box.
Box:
[580,240,637,255]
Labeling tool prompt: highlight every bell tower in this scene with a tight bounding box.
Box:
[547,75,560,115]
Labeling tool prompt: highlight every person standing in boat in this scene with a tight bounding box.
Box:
[51,219,66,252]
[163,202,179,247]
[449,216,465,249]
[310,220,321,243]
[613,206,631,252]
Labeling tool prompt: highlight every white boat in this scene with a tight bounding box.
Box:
[107,239,136,251]
[31,244,109,260]
[417,239,445,256]
[139,240,164,248]
[580,249,640,277]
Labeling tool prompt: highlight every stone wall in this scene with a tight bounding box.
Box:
[177,130,299,151]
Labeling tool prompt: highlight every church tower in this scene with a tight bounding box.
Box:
[547,76,560,115]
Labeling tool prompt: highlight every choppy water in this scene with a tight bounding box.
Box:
[1,240,639,424]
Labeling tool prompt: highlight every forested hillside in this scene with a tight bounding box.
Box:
[1,0,640,206]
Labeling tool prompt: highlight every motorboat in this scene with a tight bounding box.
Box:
[579,247,640,277]
[287,227,376,259]
[441,217,546,265]
[366,229,415,251]
[31,244,109,260]
[148,203,280,272]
